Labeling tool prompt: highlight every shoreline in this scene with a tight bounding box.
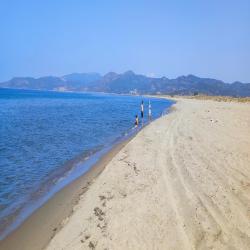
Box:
[0,130,133,240]
[0,132,134,250]
[0,89,174,244]
[2,97,249,249]
[44,98,250,249]
[0,102,173,250]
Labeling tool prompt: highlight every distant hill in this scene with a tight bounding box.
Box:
[1,71,250,97]
[61,73,101,90]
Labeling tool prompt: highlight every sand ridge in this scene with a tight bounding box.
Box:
[46,99,250,250]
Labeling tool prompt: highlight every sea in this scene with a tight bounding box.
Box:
[0,88,173,238]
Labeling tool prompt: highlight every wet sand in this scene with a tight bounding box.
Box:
[1,98,250,250]
[0,138,132,250]
[46,98,250,250]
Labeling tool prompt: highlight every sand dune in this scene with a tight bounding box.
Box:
[46,99,250,250]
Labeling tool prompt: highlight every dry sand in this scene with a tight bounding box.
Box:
[44,98,250,250]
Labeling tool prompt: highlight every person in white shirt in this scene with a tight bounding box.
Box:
[148,100,152,121]
[140,100,144,119]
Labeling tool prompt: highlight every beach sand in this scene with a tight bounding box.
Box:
[1,98,250,249]
[0,140,131,250]
[45,98,250,250]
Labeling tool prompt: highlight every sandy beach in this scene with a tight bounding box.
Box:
[1,98,250,250]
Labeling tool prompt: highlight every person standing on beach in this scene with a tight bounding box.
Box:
[148,100,152,121]
[141,100,144,120]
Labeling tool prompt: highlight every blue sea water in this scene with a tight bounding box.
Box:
[0,88,173,238]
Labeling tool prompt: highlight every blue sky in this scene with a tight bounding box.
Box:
[0,0,249,82]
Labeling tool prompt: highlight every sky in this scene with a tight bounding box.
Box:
[0,0,250,83]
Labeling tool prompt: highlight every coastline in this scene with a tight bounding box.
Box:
[0,101,173,250]
[0,89,174,245]
[0,133,134,250]
[1,97,250,249]
[45,97,249,250]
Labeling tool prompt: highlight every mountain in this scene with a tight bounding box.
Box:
[0,73,101,92]
[61,73,101,90]
[0,76,66,90]
[1,72,250,97]
[62,73,101,83]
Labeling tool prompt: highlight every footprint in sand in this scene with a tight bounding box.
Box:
[93,207,105,221]
[88,241,97,249]
[80,234,90,243]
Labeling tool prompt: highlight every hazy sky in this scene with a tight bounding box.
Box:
[0,0,250,82]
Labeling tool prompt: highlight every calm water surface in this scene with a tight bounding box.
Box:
[0,88,173,238]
